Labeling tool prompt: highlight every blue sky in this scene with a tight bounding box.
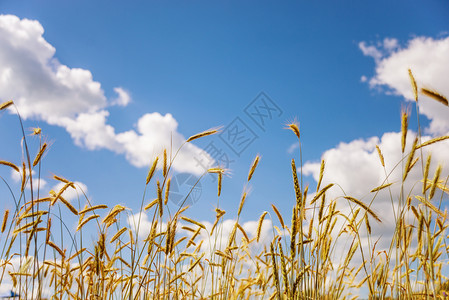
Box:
[0,2,449,294]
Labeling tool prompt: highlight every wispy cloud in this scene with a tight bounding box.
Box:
[287,142,299,154]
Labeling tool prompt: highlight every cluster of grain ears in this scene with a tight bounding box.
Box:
[0,70,448,299]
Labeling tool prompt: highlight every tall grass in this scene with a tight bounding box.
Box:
[0,71,448,299]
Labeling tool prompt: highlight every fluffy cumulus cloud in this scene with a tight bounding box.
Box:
[111,87,131,107]
[360,36,449,135]
[304,131,449,248]
[0,14,210,174]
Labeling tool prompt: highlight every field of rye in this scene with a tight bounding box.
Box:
[0,70,448,299]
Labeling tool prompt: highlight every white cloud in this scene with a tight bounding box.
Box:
[359,41,383,62]
[10,168,47,189]
[383,37,399,51]
[60,110,122,151]
[0,15,105,121]
[0,14,211,175]
[115,112,207,173]
[111,87,131,106]
[287,142,299,154]
[360,36,449,135]
[128,212,153,239]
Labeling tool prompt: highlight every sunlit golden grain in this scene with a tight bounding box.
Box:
[1,82,448,299]
[1,210,8,233]
[421,88,448,106]
[186,127,220,142]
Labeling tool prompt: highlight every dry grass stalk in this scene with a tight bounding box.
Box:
[428,165,442,200]
[218,172,222,197]
[14,218,41,234]
[318,194,326,221]
[181,216,206,230]
[365,214,371,235]
[408,69,418,102]
[32,127,41,135]
[344,196,381,223]
[237,223,250,243]
[21,162,26,192]
[291,159,302,208]
[317,159,325,191]
[307,217,314,239]
[186,227,201,248]
[164,177,171,205]
[370,182,394,193]
[186,128,220,142]
[1,209,9,233]
[187,253,205,272]
[157,180,163,217]
[256,211,268,242]
[277,242,290,296]
[376,145,385,167]
[50,182,74,206]
[78,204,108,215]
[417,136,449,149]
[144,198,158,211]
[77,214,99,231]
[0,160,20,173]
[102,205,126,226]
[237,192,247,216]
[271,204,285,229]
[211,208,225,235]
[423,154,432,194]
[290,206,297,259]
[403,136,418,181]
[46,218,51,243]
[0,100,14,110]
[47,240,65,258]
[19,210,47,221]
[408,156,419,173]
[247,155,260,182]
[55,194,78,215]
[163,149,167,177]
[286,122,300,140]
[421,88,448,106]
[53,175,70,184]
[270,242,281,298]
[110,227,128,243]
[227,222,238,248]
[146,157,158,185]
[401,109,408,153]
[68,248,86,261]
[415,196,444,218]
[33,142,47,166]
[311,183,333,205]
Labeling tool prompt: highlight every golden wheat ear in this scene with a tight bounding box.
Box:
[0,100,13,111]
[421,88,448,106]
[186,127,222,142]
